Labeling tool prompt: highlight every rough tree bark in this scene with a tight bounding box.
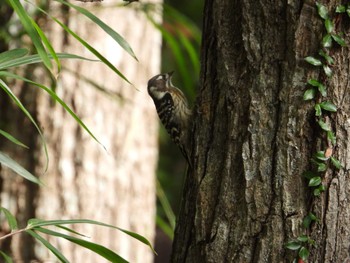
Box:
[172,1,350,262]
[0,1,161,262]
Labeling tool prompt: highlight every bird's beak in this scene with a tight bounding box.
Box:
[168,71,175,78]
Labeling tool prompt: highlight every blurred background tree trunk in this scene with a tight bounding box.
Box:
[0,1,162,262]
[172,1,350,262]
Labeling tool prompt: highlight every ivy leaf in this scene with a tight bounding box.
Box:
[297,235,309,243]
[325,19,334,33]
[317,162,327,172]
[320,101,337,112]
[316,2,329,20]
[315,151,329,161]
[286,241,301,250]
[303,171,318,180]
[304,89,316,100]
[332,34,346,47]
[319,49,334,64]
[330,157,342,169]
[305,56,322,66]
[307,79,321,87]
[318,84,327,97]
[309,176,322,187]
[323,64,332,77]
[303,212,319,228]
[314,185,326,196]
[315,103,322,116]
[322,34,333,48]
[307,78,327,96]
[327,131,336,145]
[336,5,346,13]
[299,246,310,260]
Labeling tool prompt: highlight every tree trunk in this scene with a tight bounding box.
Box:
[0,1,161,262]
[172,1,350,262]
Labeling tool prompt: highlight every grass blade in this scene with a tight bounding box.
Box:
[26,218,155,254]
[35,227,128,263]
[156,215,174,240]
[0,79,49,171]
[0,52,98,70]
[0,251,13,263]
[156,179,175,230]
[0,48,28,65]
[0,151,43,185]
[0,207,18,230]
[30,17,61,74]
[0,71,104,148]
[26,230,70,263]
[7,0,52,71]
[0,129,29,149]
[56,0,138,61]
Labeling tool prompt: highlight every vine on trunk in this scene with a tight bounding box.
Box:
[285,2,349,262]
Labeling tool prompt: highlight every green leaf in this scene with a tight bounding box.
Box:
[303,89,316,100]
[0,207,18,230]
[26,230,70,263]
[309,176,322,187]
[305,56,322,66]
[314,185,325,196]
[0,251,13,263]
[30,16,61,74]
[315,151,328,161]
[317,162,327,172]
[316,2,329,19]
[285,241,301,250]
[318,119,331,131]
[0,129,29,148]
[315,103,322,116]
[332,34,346,47]
[303,171,318,180]
[0,71,104,150]
[325,19,334,33]
[156,216,174,240]
[322,34,333,48]
[156,179,175,230]
[0,53,97,70]
[323,64,332,77]
[26,218,156,254]
[307,78,321,87]
[336,5,346,13]
[319,49,334,64]
[327,131,336,145]
[303,216,312,229]
[320,101,337,112]
[307,78,327,96]
[56,225,89,238]
[330,157,342,169]
[56,0,138,61]
[35,227,128,263]
[7,0,53,71]
[297,235,309,243]
[0,79,49,171]
[299,246,309,260]
[0,48,28,65]
[318,83,327,97]
[0,151,43,185]
[303,213,318,228]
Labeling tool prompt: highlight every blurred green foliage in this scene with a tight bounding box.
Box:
[156,0,203,238]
